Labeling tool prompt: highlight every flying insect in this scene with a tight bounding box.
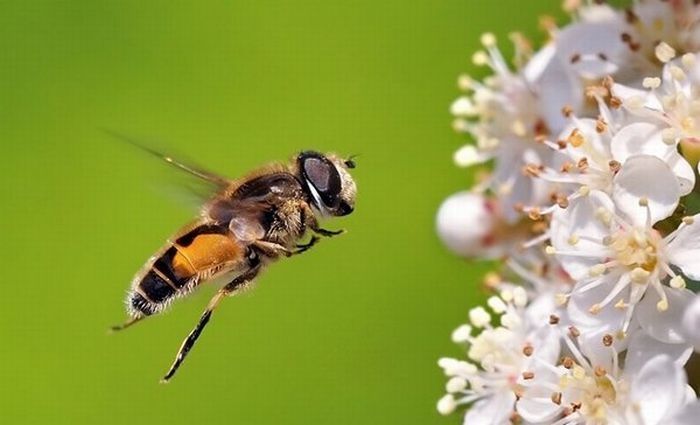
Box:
[109,134,357,383]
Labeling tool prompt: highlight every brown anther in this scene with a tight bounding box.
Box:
[571,402,582,411]
[523,163,543,177]
[556,195,569,209]
[610,96,622,109]
[522,345,534,357]
[595,118,608,133]
[510,411,522,425]
[594,366,607,377]
[549,314,560,325]
[608,160,621,173]
[560,161,574,172]
[522,371,535,380]
[561,105,574,117]
[621,33,632,43]
[568,128,585,147]
[586,85,608,99]
[568,326,581,338]
[570,53,581,64]
[577,157,589,170]
[513,388,525,400]
[551,392,562,405]
[531,221,548,234]
[562,356,574,369]
[556,139,568,149]
[598,52,608,61]
[602,75,614,89]
[528,209,542,221]
[603,334,614,346]
[534,118,550,136]
[538,15,557,33]
[483,272,502,289]
[624,8,638,23]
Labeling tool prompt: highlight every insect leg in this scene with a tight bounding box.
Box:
[295,235,320,254]
[251,240,293,258]
[109,315,145,333]
[303,204,345,237]
[160,262,261,383]
[314,227,345,237]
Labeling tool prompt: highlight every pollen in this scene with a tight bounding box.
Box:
[642,77,661,89]
[589,264,606,277]
[630,267,651,283]
[656,298,669,312]
[682,53,696,68]
[655,42,676,63]
[480,32,496,47]
[661,128,677,145]
[568,128,585,147]
[472,50,489,66]
[669,65,686,81]
[670,276,686,289]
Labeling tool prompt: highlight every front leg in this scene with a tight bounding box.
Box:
[252,240,293,258]
[295,235,320,254]
[302,204,345,237]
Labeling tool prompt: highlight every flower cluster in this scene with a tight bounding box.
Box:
[436,2,700,424]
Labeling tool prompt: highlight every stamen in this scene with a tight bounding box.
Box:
[655,42,676,63]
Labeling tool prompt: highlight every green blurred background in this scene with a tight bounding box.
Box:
[0,1,560,423]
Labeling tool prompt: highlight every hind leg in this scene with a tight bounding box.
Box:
[109,315,145,333]
[160,262,261,383]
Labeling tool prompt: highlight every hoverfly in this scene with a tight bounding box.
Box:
[109,132,357,382]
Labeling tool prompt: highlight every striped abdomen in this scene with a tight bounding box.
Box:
[128,223,245,317]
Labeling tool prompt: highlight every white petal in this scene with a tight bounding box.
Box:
[561,118,611,164]
[667,213,700,280]
[516,388,562,423]
[612,155,680,226]
[533,55,582,134]
[567,272,627,335]
[610,122,695,195]
[681,295,700,351]
[523,43,555,83]
[464,392,515,425]
[625,332,692,376]
[629,355,687,425]
[555,20,626,79]
[550,191,614,280]
[611,83,663,111]
[670,400,700,425]
[637,287,695,344]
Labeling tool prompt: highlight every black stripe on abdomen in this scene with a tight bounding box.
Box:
[139,270,176,303]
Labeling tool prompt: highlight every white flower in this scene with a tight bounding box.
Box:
[613,54,700,160]
[517,329,694,425]
[523,95,694,216]
[437,288,560,424]
[549,189,700,343]
[451,34,574,222]
[436,191,543,259]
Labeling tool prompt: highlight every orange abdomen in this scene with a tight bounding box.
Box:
[172,233,244,277]
[128,223,245,317]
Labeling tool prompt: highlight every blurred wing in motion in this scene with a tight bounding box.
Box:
[103,129,232,207]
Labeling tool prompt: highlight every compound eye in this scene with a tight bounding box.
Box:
[302,155,341,207]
